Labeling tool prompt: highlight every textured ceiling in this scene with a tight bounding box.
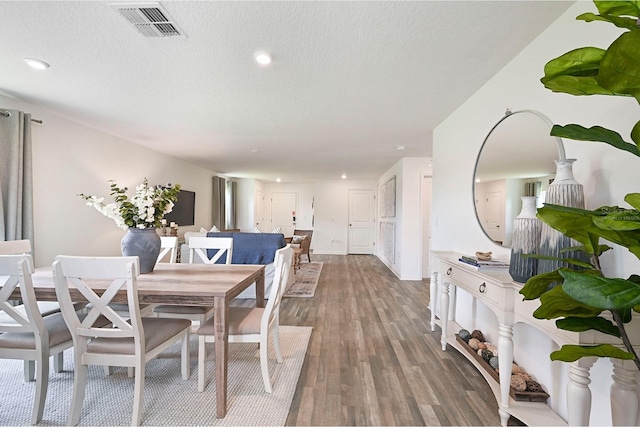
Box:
[0,1,574,182]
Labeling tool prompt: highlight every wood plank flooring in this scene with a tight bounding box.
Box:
[279,254,501,426]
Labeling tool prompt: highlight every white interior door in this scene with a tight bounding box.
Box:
[422,175,432,278]
[485,188,504,243]
[255,190,265,230]
[348,189,375,254]
[271,192,297,236]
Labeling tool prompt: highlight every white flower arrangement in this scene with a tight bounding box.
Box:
[79,178,181,230]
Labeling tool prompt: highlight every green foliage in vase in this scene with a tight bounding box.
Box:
[79,178,181,230]
[519,0,640,370]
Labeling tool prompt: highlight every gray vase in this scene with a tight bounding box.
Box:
[509,197,541,283]
[537,159,589,276]
[121,227,161,274]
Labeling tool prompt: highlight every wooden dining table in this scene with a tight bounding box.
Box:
[19,262,266,419]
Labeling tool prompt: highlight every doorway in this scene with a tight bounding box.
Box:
[422,175,433,278]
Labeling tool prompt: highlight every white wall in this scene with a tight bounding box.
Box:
[0,93,218,267]
[432,2,640,424]
[378,157,431,280]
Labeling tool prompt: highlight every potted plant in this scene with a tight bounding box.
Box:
[519,0,640,370]
[79,178,181,273]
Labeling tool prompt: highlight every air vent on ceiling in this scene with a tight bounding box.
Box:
[111,2,186,37]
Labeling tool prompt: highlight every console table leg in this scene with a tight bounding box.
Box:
[498,323,514,427]
[611,358,638,426]
[430,271,438,332]
[567,356,596,426]
[440,281,450,351]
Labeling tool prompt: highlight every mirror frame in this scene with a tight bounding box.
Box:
[472,109,566,247]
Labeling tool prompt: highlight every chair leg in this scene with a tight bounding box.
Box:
[31,349,49,424]
[198,336,207,392]
[260,333,272,393]
[127,367,134,378]
[24,360,35,381]
[272,325,283,364]
[53,352,64,373]
[69,363,88,426]
[131,359,145,427]
[181,330,190,380]
[307,253,311,262]
[103,365,114,376]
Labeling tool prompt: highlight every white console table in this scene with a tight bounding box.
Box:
[430,250,640,427]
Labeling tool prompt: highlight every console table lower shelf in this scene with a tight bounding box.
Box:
[445,321,567,426]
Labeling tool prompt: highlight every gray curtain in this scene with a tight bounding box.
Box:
[225,180,237,230]
[212,176,226,229]
[0,109,34,243]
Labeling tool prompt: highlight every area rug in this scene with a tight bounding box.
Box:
[284,262,323,298]
[1,325,312,426]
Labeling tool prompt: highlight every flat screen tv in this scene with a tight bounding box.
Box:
[163,190,195,226]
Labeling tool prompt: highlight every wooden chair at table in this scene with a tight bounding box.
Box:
[196,245,293,393]
[153,236,233,328]
[292,229,313,263]
[52,255,191,426]
[0,255,78,424]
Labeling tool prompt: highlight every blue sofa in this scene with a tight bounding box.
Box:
[180,231,291,298]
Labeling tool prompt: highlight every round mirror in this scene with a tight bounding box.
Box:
[473,109,565,247]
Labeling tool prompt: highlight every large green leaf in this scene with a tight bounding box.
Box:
[626,194,640,210]
[541,47,618,96]
[593,1,640,17]
[538,203,640,252]
[534,285,603,319]
[550,124,640,157]
[593,209,640,230]
[551,344,635,362]
[577,12,640,30]
[632,120,640,146]
[561,269,640,309]
[599,31,640,101]
[556,316,621,337]
[520,270,565,300]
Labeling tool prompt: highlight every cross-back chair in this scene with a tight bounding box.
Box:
[52,255,191,426]
[0,255,76,424]
[156,236,178,264]
[196,245,293,393]
[154,236,233,327]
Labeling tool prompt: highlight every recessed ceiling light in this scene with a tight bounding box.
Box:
[24,58,50,70]
[254,51,272,65]
[251,149,260,153]
[341,174,347,179]
[276,177,281,183]
[396,145,405,151]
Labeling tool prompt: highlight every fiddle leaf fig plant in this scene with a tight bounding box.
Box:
[519,0,640,370]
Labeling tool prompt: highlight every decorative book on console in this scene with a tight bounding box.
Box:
[458,255,510,270]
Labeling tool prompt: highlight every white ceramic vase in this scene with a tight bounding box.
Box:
[509,196,541,283]
[537,159,588,276]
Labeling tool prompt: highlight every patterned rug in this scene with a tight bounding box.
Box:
[284,262,323,298]
[1,326,312,426]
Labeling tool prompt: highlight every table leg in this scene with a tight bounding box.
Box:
[214,296,229,418]
[498,323,513,427]
[440,281,450,351]
[255,269,265,309]
[611,358,638,426]
[430,272,438,332]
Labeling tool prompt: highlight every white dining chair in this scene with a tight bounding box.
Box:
[196,245,293,393]
[0,254,77,424]
[157,236,178,264]
[153,236,233,327]
[52,255,191,426]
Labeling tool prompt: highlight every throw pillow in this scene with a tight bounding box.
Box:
[291,235,304,244]
[200,225,220,233]
[272,227,282,233]
[254,226,263,233]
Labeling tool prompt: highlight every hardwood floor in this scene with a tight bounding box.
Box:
[280,254,501,426]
